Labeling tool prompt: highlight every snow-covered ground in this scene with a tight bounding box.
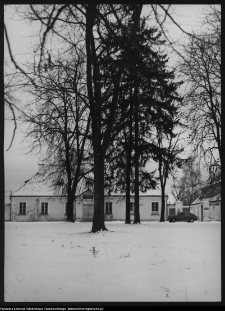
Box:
[4,221,221,302]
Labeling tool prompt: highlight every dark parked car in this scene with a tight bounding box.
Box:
[168,212,198,223]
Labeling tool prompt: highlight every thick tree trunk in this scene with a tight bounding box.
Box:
[67,179,73,221]
[86,4,143,231]
[67,196,75,222]
[160,185,165,222]
[125,71,134,224]
[133,138,140,223]
[133,61,140,224]
[92,151,108,232]
[86,5,107,232]
[125,152,131,224]
[133,153,140,223]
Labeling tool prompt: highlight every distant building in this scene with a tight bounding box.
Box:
[10,165,168,222]
[190,181,221,221]
[167,201,190,216]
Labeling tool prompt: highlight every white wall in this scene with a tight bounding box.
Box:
[11,195,168,222]
[11,196,76,221]
[168,201,185,216]
[75,199,83,220]
[209,204,221,221]
[104,196,167,221]
[191,200,221,221]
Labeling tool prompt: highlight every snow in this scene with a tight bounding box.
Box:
[192,194,221,205]
[4,221,221,302]
[11,173,54,196]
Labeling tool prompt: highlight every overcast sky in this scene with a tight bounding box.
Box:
[4,5,215,203]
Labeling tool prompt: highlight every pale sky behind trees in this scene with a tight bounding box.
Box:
[4,5,214,203]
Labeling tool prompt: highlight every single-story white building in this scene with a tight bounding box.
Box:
[190,181,221,221]
[190,194,221,221]
[10,165,170,222]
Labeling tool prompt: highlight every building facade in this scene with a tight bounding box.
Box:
[190,195,221,221]
[167,201,190,216]
[10,193,168,222]
[190,181,221,221]
[9,165,168,222]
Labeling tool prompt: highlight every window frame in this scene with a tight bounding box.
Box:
[105,202,113,215]
[19,202,26,215]
[41,201,49,215]
[151,202,159,214]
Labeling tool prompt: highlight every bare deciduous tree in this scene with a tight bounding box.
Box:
[22,53,91,222]
[178,6,221,170]
[171,156,202,206]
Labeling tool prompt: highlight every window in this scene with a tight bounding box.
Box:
[41,202,48,215]
[106,202,112,214]
[130,202,135,214]
[19,202,26,215]
[151,202,159,214]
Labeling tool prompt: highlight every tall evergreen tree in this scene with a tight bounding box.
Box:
[6,4,189,230]
[105,20,183,223]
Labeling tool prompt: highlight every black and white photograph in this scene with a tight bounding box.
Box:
[4,4,221,303]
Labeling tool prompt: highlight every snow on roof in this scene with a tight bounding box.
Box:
[208,193,221,202]
[11,164,87,197]
[11,172,57,197]
[11,175,163,198]
[191,193,221,206]
[191,197,201,205]
[11,164,165,198]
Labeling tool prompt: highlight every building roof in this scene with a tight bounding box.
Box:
[11,172,57,197]
[191,193,221,206]
[191,179,221,206]
[208,194,221,203]
[11,165,165,198]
